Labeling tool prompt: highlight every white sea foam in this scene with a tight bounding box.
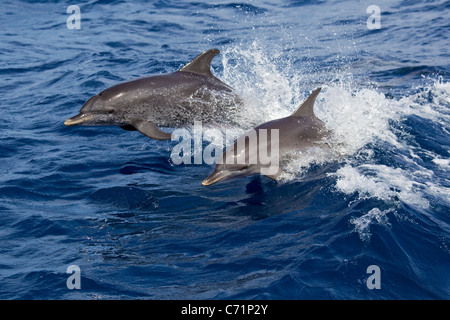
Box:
[221,43,295,128]
[432,157,449,168]
[350,208,393,242]
[332,164,431,208]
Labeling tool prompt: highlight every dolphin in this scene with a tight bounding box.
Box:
[64,49,241,140]
[202,88,330,186]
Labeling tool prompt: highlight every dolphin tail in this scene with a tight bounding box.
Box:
[179,49,220,77]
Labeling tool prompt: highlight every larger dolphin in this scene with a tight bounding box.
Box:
[64,49,241,140]
[202,88,330,186]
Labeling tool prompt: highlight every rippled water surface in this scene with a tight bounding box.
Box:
[0,0,449,299]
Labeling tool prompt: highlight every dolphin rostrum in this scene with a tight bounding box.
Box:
[202,88,330,186]
[64,49,241,140]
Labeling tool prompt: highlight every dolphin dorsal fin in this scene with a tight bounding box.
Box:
[179,49,220,77]
[291,88,322,118]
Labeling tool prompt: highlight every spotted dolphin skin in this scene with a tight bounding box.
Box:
[64,49,241,140]
[202,88,330,186]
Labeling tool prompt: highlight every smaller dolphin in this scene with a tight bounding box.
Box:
[202,88,330,186]
[64,49,241,140]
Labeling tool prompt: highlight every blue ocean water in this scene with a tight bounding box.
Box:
[0,0,449,299]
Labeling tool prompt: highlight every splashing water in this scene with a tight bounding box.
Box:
[216,44,450,224]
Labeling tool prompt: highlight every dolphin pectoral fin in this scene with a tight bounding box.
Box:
[264,173,278,180]
[120,125,137,131]
[179,49,220,77]
[262,167,286,181]
[132,121,172,140]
